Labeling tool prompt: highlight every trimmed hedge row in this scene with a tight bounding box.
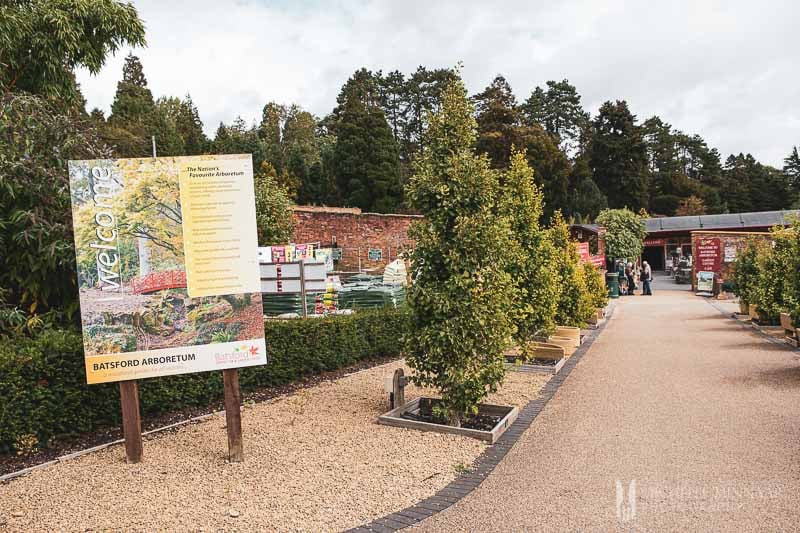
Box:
[0,307,409,454]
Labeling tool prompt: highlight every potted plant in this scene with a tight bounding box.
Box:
[732,238,763,316]
[381,75,518,443]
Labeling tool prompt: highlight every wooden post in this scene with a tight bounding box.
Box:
[223,368,243,462]
[392,368,405,409]
[299,260,308,318]
[119,380,143,463]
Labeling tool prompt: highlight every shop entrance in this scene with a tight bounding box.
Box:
[642,245,665,271]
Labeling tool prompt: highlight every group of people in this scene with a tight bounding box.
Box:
[616,259,653,296]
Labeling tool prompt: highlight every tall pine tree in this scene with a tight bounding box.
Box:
[590,101,649,211]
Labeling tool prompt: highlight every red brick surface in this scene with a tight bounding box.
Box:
[291,206,420,271]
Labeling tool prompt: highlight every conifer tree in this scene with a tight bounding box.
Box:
[590,100,649,211]
[333,98,402,212]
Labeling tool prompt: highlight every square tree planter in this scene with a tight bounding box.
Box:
[378,398,518,444]
[505,354,566,374]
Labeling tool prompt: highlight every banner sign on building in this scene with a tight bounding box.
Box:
[68,155,267,385]
[695,237,722,273]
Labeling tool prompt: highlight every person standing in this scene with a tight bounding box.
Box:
[626,262,636,295]
[642,260,653,295]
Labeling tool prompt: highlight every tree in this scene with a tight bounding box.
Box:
[784,146,800,198]
[590,101,649,211]
[521,80,590,156]
[570,175,608,221]
[0,94,109,321]
[105,54,167,157]
[548,211,592,327]
[473,75,520,168]
[404,75,514,427]
[0,0,145,101]
[595,208,647,262]
[675,195,707,216]
[253,162,295,245]
[155,95,208,155]
[519,124,571,219]
[500,149,559,349]
[333,98,402,212]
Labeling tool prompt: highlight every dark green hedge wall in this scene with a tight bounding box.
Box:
[0,308,409,454]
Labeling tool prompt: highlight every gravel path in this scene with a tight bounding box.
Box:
[0,360,547,532]
[414,291,800,531]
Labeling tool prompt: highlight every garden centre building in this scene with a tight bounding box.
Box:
[572,209,800,272]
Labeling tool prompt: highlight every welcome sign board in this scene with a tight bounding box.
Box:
[68,154,266,384]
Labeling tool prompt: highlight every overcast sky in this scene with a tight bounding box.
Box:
[76,0,799,167]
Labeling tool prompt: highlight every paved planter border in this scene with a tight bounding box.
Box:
[504,356,566,375]
[378,399,518,444]
[348,302,617,532]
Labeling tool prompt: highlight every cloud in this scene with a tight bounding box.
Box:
[76,0,799,166]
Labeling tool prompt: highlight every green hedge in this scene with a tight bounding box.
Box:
[0,307,409,454]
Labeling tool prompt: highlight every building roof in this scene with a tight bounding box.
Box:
[645,210,800,234]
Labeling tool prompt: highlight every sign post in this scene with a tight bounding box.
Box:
[119,380,143,463]
[222,369,243,462]
[68,154,266,464]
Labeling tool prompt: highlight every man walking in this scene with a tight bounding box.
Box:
[642,260,653,295]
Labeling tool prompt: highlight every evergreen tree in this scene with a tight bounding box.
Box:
[473,75,520,168]
[518,124,571,220]
[590,100,649,211]
[521,79,590,155]
[333,99,402,212]
[784,146,800,197]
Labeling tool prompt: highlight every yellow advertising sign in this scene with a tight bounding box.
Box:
[68,155,266,385]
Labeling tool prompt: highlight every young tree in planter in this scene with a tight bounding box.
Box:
[732,237,766,309]
[582,262,609,311]
[404,76,515,427]
[499,149,559,351]
[548,211,593,327]
[595,208,647,263]
[751,229,795,323]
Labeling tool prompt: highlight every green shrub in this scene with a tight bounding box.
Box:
[732,238,764,306]
[751,232,794,323]
[549,212,594,327]
[0,307,409,454]
[583,262,609,310]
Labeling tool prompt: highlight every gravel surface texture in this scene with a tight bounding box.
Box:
[0,360,547,532]
[413,291,800,531]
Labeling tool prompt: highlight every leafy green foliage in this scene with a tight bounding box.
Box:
[750,231,795,323]
[0,308,409,454]
[582,262,609,310]
[0,0,145,101]
[500,149,559,346]
[253,161,295,245]
[405,75,514,426]
[0,94,109,323]
[548,212,593,327]
[732,237,766,306]
[595,208,647,262]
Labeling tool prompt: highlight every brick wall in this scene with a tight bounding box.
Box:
[292,206,420,271]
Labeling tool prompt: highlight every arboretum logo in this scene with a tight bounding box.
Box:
[214,343,262,365]
[616,479,637,522]
[89,165,121,293]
